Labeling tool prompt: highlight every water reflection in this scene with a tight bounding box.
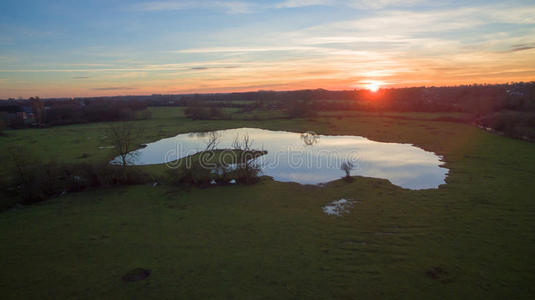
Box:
[125,128,448,190]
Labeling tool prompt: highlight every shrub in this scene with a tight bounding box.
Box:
[0,119,5,135]
[209,106,223,119]
[214,162,233,184]
[285,99,317,118]
[3,147,151,205]
[6,145,45,203]
[232,135,265,184]
[184,102,226,120]
[478,111,535,140]
[96,164,150,187]
[105,122,140,166]
[166,160,213,187]
[341,161,355,182]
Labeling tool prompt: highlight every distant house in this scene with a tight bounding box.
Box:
[0,102,38,127]
[0,105,26,127]
[506,89,524,97]
[21,105,36,124]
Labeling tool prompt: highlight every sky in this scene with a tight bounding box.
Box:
[0,0,534,98]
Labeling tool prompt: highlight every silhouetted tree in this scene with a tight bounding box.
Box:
[285,99,316,118]
[6,145,44,202]
[0,119,5,135]
[29,96,44,125]
[232,134,264,184]
[106,122,140,167]
[341,161,354,182]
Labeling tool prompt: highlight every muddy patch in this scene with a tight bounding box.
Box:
[122,268,151,282]
[425,266,453,283]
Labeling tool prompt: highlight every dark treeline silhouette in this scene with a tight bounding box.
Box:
[0,97,150,128]
[146,82,535,115]
[2,82,533,117]
[183,96,226,120]
[46,98,150,125]
[1,82,534,139]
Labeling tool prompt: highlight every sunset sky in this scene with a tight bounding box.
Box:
[1,0,534,98]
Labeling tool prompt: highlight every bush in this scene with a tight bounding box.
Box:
[231,135,265,184]
[135,110,152,120]
[165,146,265,187]
[166,160,213,187]
[0,119,5,135]
[5,146,44,203]
[233,151,264,185]
[184,104,208,120]
[478,111,535,140]
[184,102,226,120]
[94,164,151,187]
[285,99,317,118]
[3,146,151,205]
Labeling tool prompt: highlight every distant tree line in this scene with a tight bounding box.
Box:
[1,82,533,138]
[183,97,226,120]
[45,99,150,126]
[3,82,534,115]
[138,82,535,115]
[0,98,151,128]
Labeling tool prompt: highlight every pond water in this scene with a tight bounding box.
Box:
[123,127,448,190]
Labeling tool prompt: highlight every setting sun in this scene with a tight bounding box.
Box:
[366,83,380,92]
[361,80,383,92]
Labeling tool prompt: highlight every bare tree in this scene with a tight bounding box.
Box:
[204,131,221,151]
[29,96,44,126]
[198,131,221,170]
[232,133,253,151]
[6,145,44,202]
[232,134,263,184]
[106,122,140,167]
[6,145,38,187]
[341,161,354,180]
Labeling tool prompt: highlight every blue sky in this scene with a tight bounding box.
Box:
[0,0,534,97]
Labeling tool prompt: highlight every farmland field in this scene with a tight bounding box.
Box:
[1,107,535,299]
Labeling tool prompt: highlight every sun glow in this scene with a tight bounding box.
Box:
[359,80,385,93]
[361,80,383,92]
[366,83,380,92]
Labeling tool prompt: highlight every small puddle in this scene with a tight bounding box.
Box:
[322,198,356,216]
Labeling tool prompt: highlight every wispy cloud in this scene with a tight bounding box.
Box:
[275,0,427,9]
[287,4,535,57]
[134,1,256,14]
[2,1,535,98]
[135,0,428,13]
[275,0,335,8]
[190,65,239,70]
[0,62,242,73]
[174,46,317,53]
[509,44,535,52]
[91,87,136,91]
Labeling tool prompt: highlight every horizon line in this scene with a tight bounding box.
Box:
[1,80,534,101]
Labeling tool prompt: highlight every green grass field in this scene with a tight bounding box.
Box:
[1,107,535,299]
